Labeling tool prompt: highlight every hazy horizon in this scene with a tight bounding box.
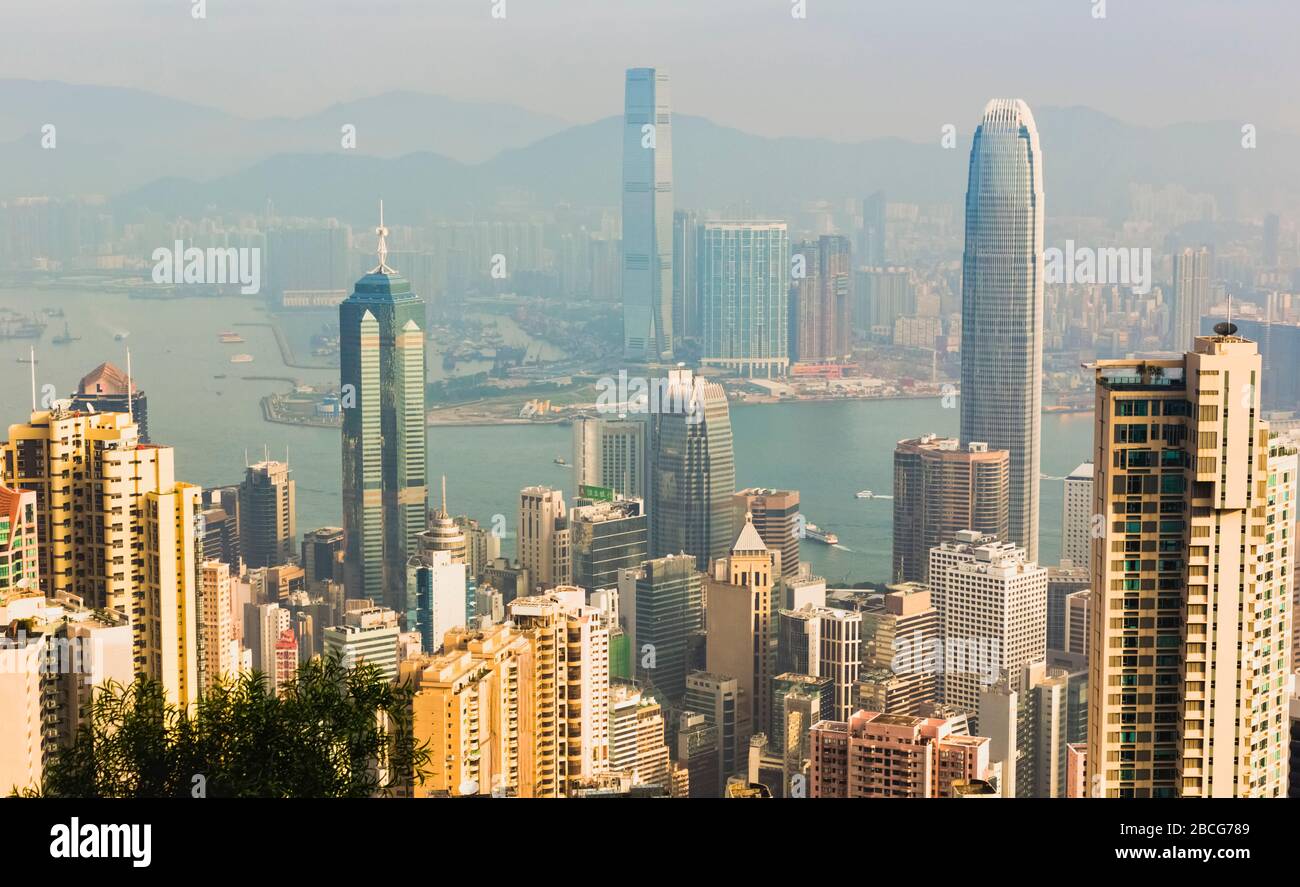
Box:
[2,0,1295,141]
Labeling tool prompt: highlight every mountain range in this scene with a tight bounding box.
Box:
[2,80,1295,225]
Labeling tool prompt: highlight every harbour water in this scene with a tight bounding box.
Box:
[0,287,1093,584]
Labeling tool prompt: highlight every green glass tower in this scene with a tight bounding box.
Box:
[341,206,427,611]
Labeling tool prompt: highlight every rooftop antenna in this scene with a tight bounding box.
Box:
[371,199,393,274]
[441,475,448,516]
[29,346,36,411]
[126,347,134,422]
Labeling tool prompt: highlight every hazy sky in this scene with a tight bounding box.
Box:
[2,0,1294,140]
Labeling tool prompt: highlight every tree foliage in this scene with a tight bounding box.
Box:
[21,655,430,798]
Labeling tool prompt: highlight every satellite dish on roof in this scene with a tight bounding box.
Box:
[1213,321,1238,336]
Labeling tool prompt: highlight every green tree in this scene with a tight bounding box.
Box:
[21,655,430,798]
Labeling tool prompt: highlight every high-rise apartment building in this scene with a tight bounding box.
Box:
[978,661,1087,797]
[650,369,735,569]
[622,67,673,361]
[0,486,38,595]
[960,98,1045,562]
[3,408,200,706]
[699,221,790,378]
[400,624,531,797]
[929,531,1048,725]
[1171,246,1212,352]
[608,683,671,788]
[892,434,1010,583]
[854,266,913,337]
[809,710,992,798]
[573,415,648,500]
[198,559,238,692]
[1087,331,1293,797]
[238,460,296,569]
[789,235,852,364]
[340,216,428,611]
[1061,461,1094,571]
[509,587,611,796]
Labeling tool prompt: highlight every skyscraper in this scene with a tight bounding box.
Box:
[622,67,673,361]
[517,486,570,592]
[238,459,296,569]
[892,435,1010,583]
[1171,246,1211,352]
[1087,330,1293,797]
[699,221,790,378]
[959,98,1045,562]
[705,515,780,742]
[3,408,200,706]
[650,369,735,569]
[860,190,887,267]
[1060,461,1093,571]
[569,494,648,593]
[732,488,799,579]
[929,531,1047,726]
[619,553,703,702]
[672,209,698,348]
[789,235,852,364]
[340,207,428,611]
[572,415,648,500]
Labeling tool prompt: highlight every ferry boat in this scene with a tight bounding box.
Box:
[804,523,839,545]
[553,457,568,466]
[218,331,245,344]
[229,353,254,364]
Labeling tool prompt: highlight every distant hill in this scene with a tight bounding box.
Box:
[3,81,1296,222]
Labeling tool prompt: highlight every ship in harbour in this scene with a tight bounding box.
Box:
[804,522,839,546]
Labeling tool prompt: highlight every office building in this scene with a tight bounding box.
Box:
[856,582,941,716]
[238,460,296,569]
[570,495,648,593]
[573,415,648,501]
[608,684,671,788]
[301,526,345,587]
[685,672,741,794]
[960,98,1045,562]
[323,605,401,684]
[1045,563,1090,653]
[705,515,779,740]
[732,488,799,579]
[892,434,1010,583]
[621,67,673,361]
[929,531,1048,724]
[650,368,735,569]
[411,549,467,654]
[672,209,698,346]
[854,266,913,338]
[340,215,428,610]
[517,486,570,592]
[978,661,1088,797]
[675,710,720,799]
[619,553,702,702]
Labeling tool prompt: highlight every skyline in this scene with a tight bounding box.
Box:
[1,0,1298,829]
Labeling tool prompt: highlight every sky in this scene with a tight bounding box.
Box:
[1,0,1295,140]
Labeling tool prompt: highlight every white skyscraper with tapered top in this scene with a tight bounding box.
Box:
[960,99,1045,563]
[622,67,673,361]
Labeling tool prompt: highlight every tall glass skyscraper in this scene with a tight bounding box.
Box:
[959,99,1044,561]
[650,369,735,570]
[340,209,428,611]
[622,67,674,361]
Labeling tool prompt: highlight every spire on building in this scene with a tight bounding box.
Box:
[371,199,394,275]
